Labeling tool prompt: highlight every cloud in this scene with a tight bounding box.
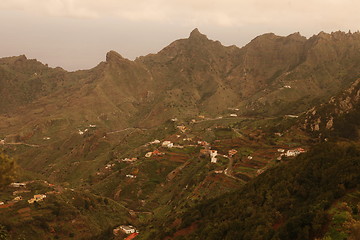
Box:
[0,0,358,29]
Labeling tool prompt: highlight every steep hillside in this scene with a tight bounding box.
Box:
[149,142,360,240]
[0,179,130,240]
[303,78,360,139]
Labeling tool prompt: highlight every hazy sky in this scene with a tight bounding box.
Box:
[1,0,359,71]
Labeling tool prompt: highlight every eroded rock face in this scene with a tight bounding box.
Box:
[303,78,360,132]
[326,117,334,129]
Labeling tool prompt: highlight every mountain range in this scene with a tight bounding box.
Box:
[0,29,360,240]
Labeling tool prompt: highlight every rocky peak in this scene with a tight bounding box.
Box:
[188,28,208,41]
[106,50,125,63]
[286,32,307,41]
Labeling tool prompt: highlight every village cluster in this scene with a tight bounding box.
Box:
[0,181,58,207]
[93,114,308,184]
[0,114,309,240]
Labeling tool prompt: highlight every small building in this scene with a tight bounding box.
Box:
[113,225,136,235]
[228,149,238,157]
[78,130,84,135]
[13,196,23,201]
[277,149,285,153]
[162,141,173,148]
[0,202,4,205]
[286,149,300,157]
[247,156,253,160]
[0,139,5,145]
[210,150,218,163]
[123,158,137,162]
[152,149,164,156]
[197,141,209,146]
[126,174,137,179]
[89,124,97,128]
[10,182,26,188]
[230,114,238,117]
[177,125,187,133]
[145,152,152,158]
[34,194,46,201]
[150,139,161,144]
[28,194,46,204]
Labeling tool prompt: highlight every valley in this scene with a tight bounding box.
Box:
[0,29,360,240]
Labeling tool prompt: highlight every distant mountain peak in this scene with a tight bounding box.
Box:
[106,50,125,63]
[287,32,306,41]
[189,28,208,40]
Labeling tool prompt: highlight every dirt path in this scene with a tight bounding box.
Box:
[224,156,242,181]
[4,142,40,147]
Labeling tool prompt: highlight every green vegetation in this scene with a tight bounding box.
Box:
[0,152,16,189]
[153,142,360,240]
[0,185,128,240]
[1,30,360,239]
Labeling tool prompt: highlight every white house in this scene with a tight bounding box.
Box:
[117,225,136,234]
[28,194,46,204]
[145,152,153,158]
[210,150,218,163]
[150,139,161,144]
[122,158,137,162]
[230,114,238,117]
[162,141,174,148]
[286,149,300,157]
[0,139,5,145]
[10,182,26,188]
[13,196,23,201]
[126,174,137,179]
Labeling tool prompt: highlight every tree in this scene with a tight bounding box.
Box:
[0,152,16,189]
[0,225,9,240]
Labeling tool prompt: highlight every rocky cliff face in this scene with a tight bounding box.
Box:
[303,78,360,135]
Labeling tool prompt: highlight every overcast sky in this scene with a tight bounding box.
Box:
[0,0,359,71]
